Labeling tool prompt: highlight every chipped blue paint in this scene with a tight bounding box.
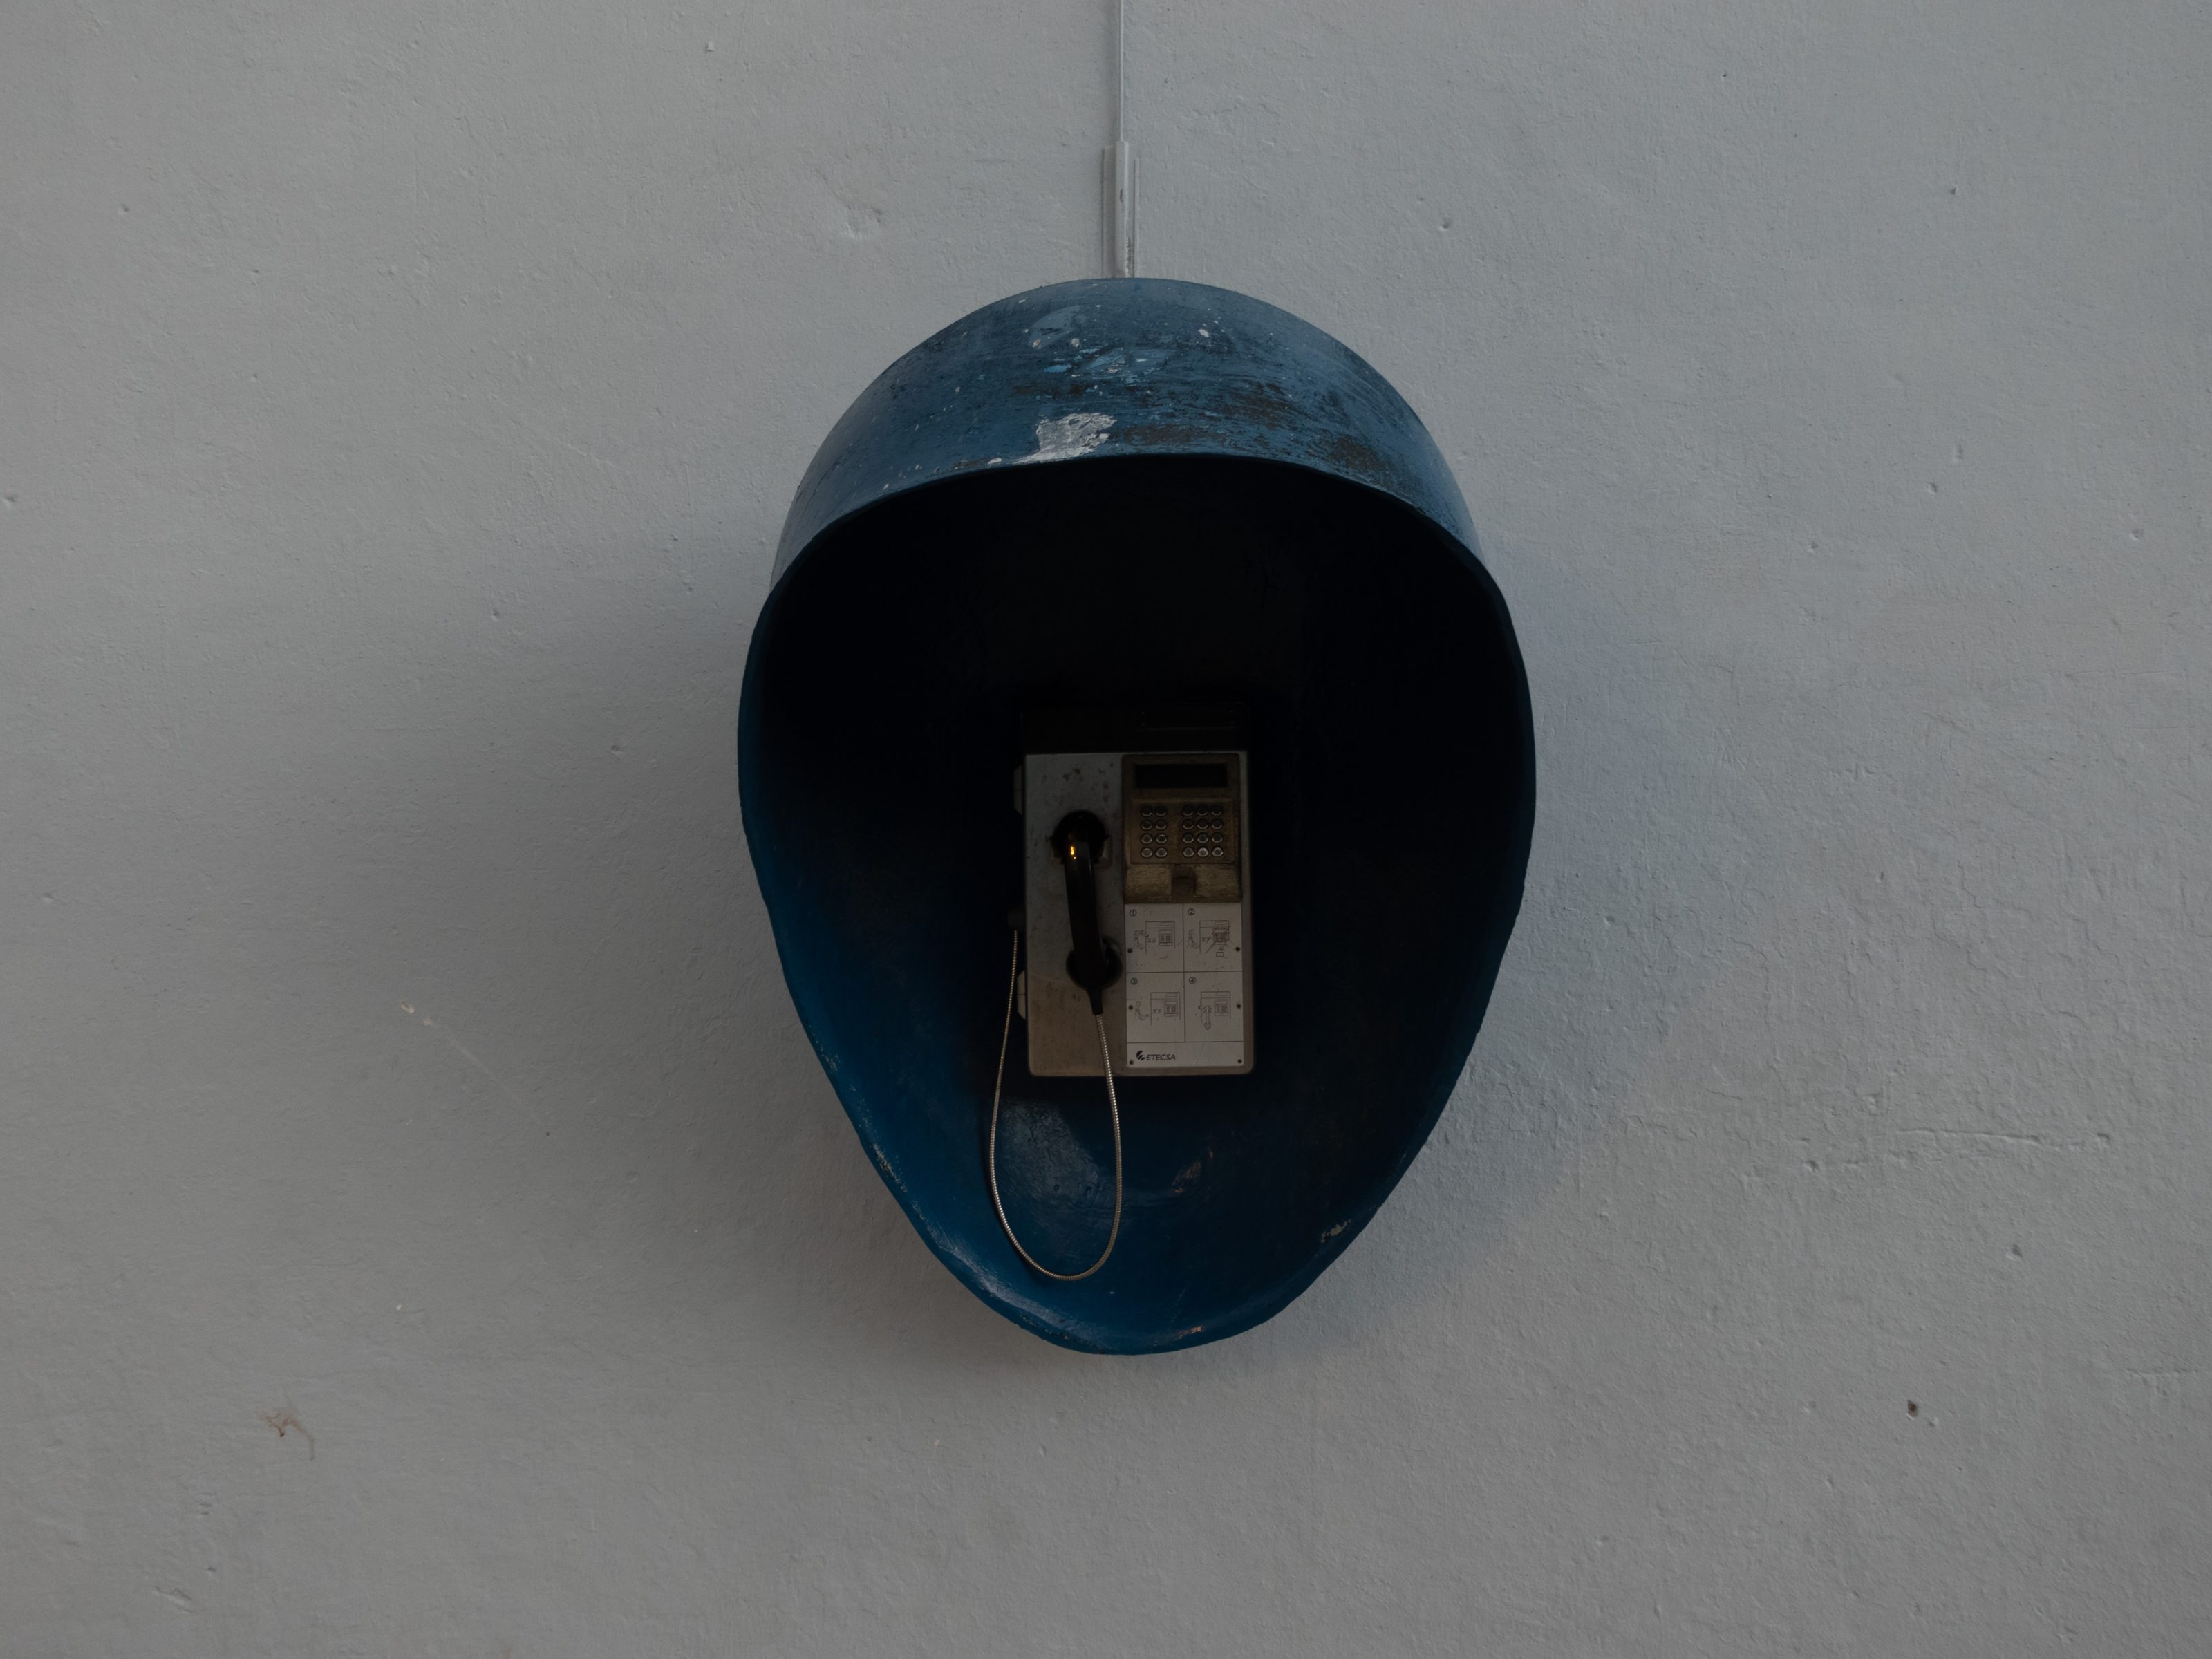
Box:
[772,278,1477,581]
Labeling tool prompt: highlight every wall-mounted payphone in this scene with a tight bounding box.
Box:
[988,706,1255,1277]
[738,276,1535,1353]
[1023,729,1251,1076]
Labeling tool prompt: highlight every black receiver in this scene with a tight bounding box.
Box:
[1052,810,1121,1015]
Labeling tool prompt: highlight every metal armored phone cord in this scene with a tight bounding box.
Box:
[987,928,1124,1280]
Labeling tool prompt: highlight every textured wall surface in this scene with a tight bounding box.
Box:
[3,2,2206,1653]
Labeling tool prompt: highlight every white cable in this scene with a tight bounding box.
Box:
[1116,0,1127,149]
[1103,0,1137,276]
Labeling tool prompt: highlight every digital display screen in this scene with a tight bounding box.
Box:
[1134,762,1229,790]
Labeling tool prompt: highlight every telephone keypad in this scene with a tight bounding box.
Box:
[1130,798,1236,861]
[1121,756,1241,904]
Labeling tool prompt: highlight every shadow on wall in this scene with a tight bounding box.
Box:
[254,518,1716,1372]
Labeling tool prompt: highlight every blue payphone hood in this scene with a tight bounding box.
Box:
[740,278,1533,1353]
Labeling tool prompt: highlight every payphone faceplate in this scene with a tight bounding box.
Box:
[1024,748,1252,1077]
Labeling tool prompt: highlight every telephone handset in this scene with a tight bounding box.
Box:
[988,709,1255,1279]
[1051,810,1119,1015]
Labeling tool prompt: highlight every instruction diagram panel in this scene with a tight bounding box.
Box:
[1121,903,1246,1071]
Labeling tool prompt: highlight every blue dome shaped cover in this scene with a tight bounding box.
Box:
[741,279,1533,1353]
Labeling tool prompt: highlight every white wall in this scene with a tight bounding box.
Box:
[5,2,2206,1652]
